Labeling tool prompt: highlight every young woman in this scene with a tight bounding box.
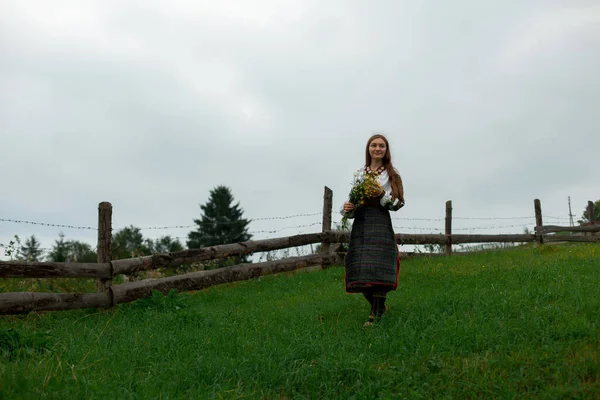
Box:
[342,134,405,326]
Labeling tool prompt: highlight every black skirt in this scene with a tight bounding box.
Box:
[345,201,399,293]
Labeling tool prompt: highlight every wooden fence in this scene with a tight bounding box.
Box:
[1,188,598,314]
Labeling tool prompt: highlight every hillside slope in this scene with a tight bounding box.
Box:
[1,243,599,399]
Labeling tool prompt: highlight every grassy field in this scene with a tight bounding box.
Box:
[0,243,599,399]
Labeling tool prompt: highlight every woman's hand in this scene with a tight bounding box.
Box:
[343,202,355,212]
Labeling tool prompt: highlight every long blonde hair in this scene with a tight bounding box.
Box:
[365,134,404,202]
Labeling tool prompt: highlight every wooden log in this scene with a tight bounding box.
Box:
[111,256,153,275]
[111,253,339,305]
[396,233,448,245]
[112,232,337,275]
[321,186,333,259]
[337,251,446,262]
[331,231,447,245]
[97,202,113,294]
[0,292,111,314]
[110,229,542,276]
[537,225,600,234]
[445,200,452,256]
[450,234,536,244]
[0,261,111,278]
[318,231,537,246]
[534,199,543,244]
[544,235,600,243]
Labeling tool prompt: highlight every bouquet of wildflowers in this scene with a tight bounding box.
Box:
[341,169,382,227]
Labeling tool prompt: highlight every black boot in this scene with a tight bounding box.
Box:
[362,291,376,327]
[373,293,387,318]
[362,291,374,307]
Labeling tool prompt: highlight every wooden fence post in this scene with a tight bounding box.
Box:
[97,202,112,295]
[534,199,543,244]
[321,187,333,266]
[445,200,452,256]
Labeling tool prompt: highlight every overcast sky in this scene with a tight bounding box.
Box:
[1,0,599,259]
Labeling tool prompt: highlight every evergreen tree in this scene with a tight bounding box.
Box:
[47,232,98,262]
[48,232,70,262]
[578,200,600,225]
[187,186,251,263]
[18,235,44,261]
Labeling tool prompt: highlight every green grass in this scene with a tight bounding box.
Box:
[1,243,599,399]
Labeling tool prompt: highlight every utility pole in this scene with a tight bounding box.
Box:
[568,196,574,227]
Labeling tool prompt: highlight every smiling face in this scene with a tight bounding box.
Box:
[364,134,393,169]
[368,137,387,161]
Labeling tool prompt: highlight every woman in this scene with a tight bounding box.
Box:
[342,134,405,326]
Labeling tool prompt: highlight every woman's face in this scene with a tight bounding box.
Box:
[369,138,387,161]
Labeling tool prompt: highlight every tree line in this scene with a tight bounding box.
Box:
[3,186,252,266]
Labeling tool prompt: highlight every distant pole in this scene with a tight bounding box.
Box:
[97,202,113,296]
[534,199,543,244]
[321,186,333,267]
[588,201,596,225]
[568,196,574,227]
[445,200,452,256]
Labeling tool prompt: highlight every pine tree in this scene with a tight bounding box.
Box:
[578,200,600,225]
[18,235,44,261]
[187,186,251,263]
[46,233,98,263]
[48,232,70,262]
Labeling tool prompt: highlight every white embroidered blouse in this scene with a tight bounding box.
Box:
[340,166,404,218]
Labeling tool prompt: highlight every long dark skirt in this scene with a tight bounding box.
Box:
[345,203,399,294]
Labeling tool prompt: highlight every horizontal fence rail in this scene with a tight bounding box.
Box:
[0,262,112,279]
[0,232,548,279]
[1,193,598,315]
[0,253,338,314]
[537,225,600,234]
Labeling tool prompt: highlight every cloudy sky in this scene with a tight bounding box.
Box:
[1,0,599,259]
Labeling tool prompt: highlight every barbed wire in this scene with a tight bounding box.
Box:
[0,214,577,259]
[0,209,579,258]
[455,215,568,221]
[249,213,322,221]
[389,224,534,232]
[0,218,96,230]
[172,222,324,242]
[1,211,574,233]
[0,212,324,232]
[452,216,532,221]
[136,213,324,230]
[248,222,323,235]
[391,224,534,231]
[453,224,534,231]
[392,227,443,233]
[390,215,570,222]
